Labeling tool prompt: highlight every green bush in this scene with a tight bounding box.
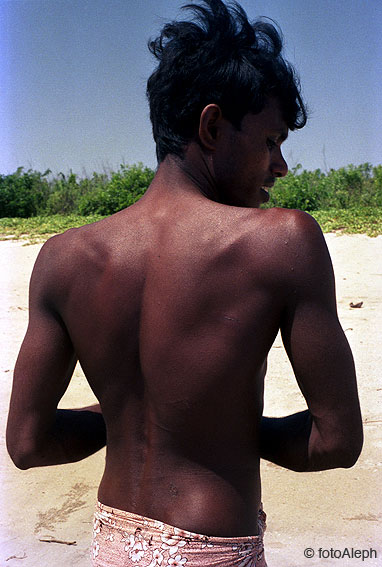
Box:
[266,165,326,210]
[78,163,155,215]
[46,171,85,214]
[266,163,382,211]
[0,168,50,217]
[0,164,155,217]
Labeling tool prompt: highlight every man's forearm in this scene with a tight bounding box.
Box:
[260,410,312,472]
[12,408,106,469]
[52,408,107,464]
[260,409,362,472]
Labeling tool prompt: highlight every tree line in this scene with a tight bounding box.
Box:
[1,162,381,218]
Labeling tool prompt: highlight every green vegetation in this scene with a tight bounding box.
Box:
[0,163,154,218]
[264,162,382,236]
[0,214,104,242]
[264,163,382,211]
[310,208,382,237]
[0,163,381,239]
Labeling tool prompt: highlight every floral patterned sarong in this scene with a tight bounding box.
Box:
[92,501,267,566]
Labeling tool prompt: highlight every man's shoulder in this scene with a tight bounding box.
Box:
[237,208,329,287]
[256,207,321,233]
[243,207,325,250]
[38,224,88,266]
[34,218,108,281]
[42,215,113,257]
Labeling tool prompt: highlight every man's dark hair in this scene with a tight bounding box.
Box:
[147,0,307,163]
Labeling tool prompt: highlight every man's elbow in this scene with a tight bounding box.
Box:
[9,453,33,470]
[6,432,41,470]
[7,445,33,470]
[339,434,363,469]
[309,422,363,471]
[337,418,364,469]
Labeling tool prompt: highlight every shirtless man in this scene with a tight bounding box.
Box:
[7,1,363,565]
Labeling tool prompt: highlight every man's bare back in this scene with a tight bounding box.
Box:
[30,180,285,535]
[7,158,361,538]
[7,1,362,556]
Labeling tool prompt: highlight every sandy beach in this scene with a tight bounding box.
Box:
[1,233,381,566]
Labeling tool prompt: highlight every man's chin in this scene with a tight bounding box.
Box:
[260,187,270,203]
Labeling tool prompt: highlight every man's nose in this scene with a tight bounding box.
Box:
[272,149,288,178]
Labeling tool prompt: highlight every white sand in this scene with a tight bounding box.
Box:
[1,234,381,566]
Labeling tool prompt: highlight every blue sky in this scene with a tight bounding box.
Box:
[1,0,381,176]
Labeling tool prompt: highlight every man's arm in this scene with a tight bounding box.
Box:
[260,410,312,472]
[6,237,106,470]
[260,211,363,472]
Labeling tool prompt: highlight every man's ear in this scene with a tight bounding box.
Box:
[198,104,224,151]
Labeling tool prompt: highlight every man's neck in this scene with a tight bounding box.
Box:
[150,149,220,204]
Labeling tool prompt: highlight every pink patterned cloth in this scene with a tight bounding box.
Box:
[92,501,267,566]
